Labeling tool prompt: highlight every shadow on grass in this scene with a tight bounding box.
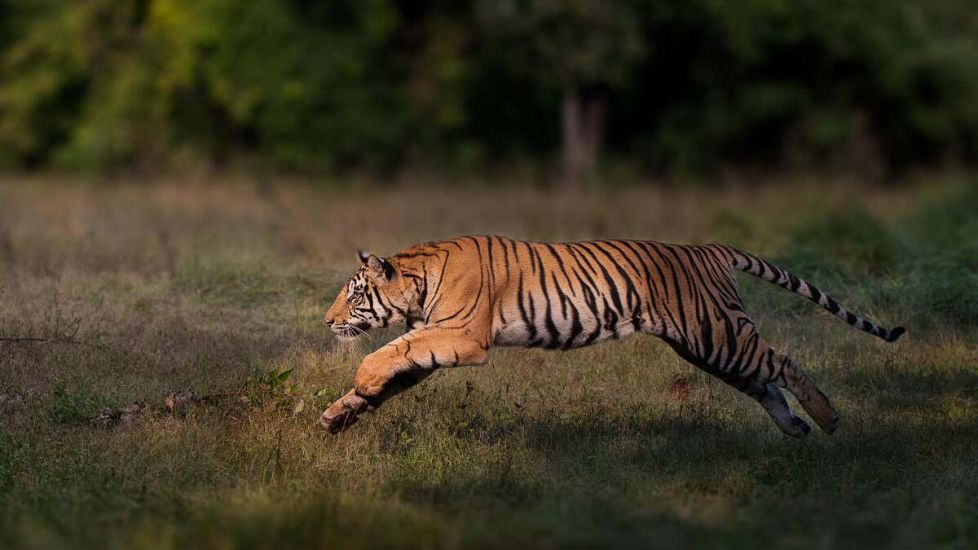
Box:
[383,405,978,547]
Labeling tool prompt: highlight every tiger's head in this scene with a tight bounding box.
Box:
[324,250,411,341]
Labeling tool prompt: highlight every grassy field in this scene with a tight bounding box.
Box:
[1,175,977,549]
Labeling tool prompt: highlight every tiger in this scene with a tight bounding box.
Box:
[320,236,904,438]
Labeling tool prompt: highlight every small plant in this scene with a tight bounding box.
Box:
[247,367,303,414]
[48,383,105,425]
[257,367,296,394]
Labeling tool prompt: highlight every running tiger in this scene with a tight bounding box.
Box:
[320,236,905,438]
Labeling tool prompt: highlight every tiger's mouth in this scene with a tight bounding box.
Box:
[331,323,368,341]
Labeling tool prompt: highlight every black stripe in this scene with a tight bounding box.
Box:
[516,273,537,341]
[535,246,561,348]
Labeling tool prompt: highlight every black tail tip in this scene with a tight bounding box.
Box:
[885,326,906,343]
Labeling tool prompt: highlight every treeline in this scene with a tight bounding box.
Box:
[1,0,977,179]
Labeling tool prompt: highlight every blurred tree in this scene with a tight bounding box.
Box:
[477,0,644,187]
[612,0,978,177]
[394,1,476,169]
[0,0,407,172]
[0,0,976,178]
[0,0,125,167]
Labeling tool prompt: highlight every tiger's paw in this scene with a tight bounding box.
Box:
[815,410,839,435]
[319,391,369,434]
[781,416,811,439]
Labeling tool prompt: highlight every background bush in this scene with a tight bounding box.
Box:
[1,0,977,176]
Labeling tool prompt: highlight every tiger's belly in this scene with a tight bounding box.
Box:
[491,308,646,350]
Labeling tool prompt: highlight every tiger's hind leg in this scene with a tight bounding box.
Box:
[772,352,839,434]
[665,324,839,435]
[671,347,811,438]
[715,368,813,438]
[743,379,811,438]
[724,334,839,435]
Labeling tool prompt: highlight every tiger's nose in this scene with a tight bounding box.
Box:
[324,315,335,326]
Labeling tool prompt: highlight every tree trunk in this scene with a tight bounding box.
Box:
[582,94,604,180]
[561,88,603,189]
[562,89,584,189]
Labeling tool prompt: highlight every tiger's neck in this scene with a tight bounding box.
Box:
[391,250,442,324]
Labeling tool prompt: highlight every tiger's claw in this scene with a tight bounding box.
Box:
[319,391,369,434]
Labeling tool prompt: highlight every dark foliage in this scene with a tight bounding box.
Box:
[1,0,976,176]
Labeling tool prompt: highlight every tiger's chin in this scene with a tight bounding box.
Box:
[330,324,369,341]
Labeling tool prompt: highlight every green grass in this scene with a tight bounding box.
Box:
[1,176,977,549]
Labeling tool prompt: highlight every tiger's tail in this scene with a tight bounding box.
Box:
[718,245,906,343]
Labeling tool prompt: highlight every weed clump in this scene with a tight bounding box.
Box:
[48,383,110,424]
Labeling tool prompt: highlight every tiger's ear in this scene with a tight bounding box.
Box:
[358,250,395,281]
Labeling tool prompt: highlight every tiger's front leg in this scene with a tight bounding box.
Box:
[319,327,490,434]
